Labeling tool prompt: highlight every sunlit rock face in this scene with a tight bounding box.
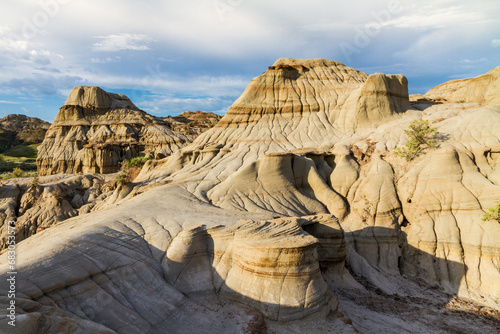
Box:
[425,66,500,107]
[36,86,190,176]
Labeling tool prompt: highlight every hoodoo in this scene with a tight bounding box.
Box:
[36,86,190,176]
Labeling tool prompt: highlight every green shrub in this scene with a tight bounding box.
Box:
[16,129,46,143]
[116,171,129,186]
[395,120,439,161]
[482,203,500,222]
[11,167,25,178]
[32,175,39,188]
[116,156,151,185]
[124,156,151,169]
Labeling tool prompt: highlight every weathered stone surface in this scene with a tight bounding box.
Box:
[0,174,117,250]
[425,66,500,107]
[36,86,190,176]
[0,114,50,151]
[164,110,222,139]
[137,59,499,311]
[163,215,343,321]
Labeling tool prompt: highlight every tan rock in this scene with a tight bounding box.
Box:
[425,66,500,106]
[0,174,116,250]
[36,86,190,176]
[163,215,344,321]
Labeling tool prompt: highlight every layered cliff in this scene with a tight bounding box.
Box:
[36,86,190,176]
[164,110,222,139]
[137,58,500,310]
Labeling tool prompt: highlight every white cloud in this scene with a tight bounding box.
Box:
[0,36,28,52]
[0,0,499,120]
[461,58,487,64]
[382,6,487,29]
[91,34,154,52]
[90,56,121,64]
[0,100,19,104]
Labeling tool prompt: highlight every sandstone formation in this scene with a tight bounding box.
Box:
[1,59,499,333]
[0,173,118,251]
[36,86,190,176]
[138,58,499,312]
[163,215,344,321]
[425,66,500,107]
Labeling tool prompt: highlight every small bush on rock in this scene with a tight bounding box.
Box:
[31,175,39,188]
[482,203,500,222]
[395,120,438,161]
[115,156,151,185]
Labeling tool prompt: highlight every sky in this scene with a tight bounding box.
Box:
[0,0,499,122]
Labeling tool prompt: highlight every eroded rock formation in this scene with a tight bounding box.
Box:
[0,174,118,250]
[36,86,190,176]
[425,66,500,107]
[164,215,344,321]
[164,111,222,139]
[137,58,500,310]
[1,59,499,333]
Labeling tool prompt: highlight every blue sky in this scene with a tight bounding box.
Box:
[0,0,499,122]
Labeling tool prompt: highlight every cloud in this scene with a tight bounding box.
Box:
[0,100,19,104]
[6,74,83,97]
[0,34,28,53]
[382,6,487,29]
[91,34,154,52]
[492,39,500,47]
[90,56,121,64]
[139,96,234,115]
[460,58,487,64]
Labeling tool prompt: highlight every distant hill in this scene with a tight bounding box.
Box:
[0,114,51,175]
[0,114,51,152]
[164,110,222,138]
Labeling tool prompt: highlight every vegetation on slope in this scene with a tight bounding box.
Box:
[395,120,439,161]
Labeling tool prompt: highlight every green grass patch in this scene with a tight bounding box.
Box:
[0,143,39,175]
[1,170,38,180]
[2,143,40,159]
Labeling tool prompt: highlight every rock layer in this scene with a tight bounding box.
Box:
[36,86,190,176]
[425,66,500,107]
[136,59,500,310]
[163,215,344,321]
